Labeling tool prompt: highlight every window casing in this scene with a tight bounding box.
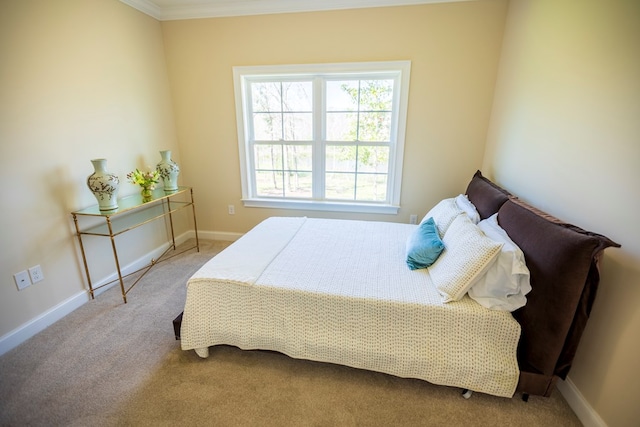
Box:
[233,61,411,214]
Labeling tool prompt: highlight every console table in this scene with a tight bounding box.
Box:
[71,186,199,303]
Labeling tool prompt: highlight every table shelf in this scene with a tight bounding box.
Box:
[71,186,199,303]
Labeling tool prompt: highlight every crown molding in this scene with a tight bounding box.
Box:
[120,0,471,21]
[120,0,163,20]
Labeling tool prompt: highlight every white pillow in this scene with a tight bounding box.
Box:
[455,194,481,224]
[468,214,532,311]
[420,197,463,238]
[428,214,503,302]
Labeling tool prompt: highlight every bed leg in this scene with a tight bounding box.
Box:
[522,393,529,402]
[462,389,473,399]
[173,312,183,340]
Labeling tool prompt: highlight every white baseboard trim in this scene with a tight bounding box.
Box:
[557,377,607,427]
[196,230,242,241]
[90,240,176,297]
[0,290,89,357]
[0,239,181,355]
[0,229,237,357]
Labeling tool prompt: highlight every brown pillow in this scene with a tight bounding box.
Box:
[497,198,620,377]
[465,170,512,219]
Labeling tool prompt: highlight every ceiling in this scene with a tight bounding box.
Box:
[119,0,469,21]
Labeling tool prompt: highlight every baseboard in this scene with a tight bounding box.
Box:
[0,229,237,357]
[196,230,242,241]
[0,290,89,357]
[0,240,178,355]
[557,377,607,427]
[92,239,183,297]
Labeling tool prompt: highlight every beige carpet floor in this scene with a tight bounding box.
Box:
[0,239,581,426]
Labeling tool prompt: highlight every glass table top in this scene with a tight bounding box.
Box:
[72,186,191,217]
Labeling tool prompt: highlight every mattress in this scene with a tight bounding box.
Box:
[181,217,521,397]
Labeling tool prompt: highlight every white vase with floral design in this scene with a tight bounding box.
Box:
[87,158,119,211]
[156,150,180,192]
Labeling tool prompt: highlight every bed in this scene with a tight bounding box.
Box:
[179,171,619,399]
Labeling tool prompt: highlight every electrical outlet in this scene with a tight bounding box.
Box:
[409,214,418,225]
[29,265,44,283]
[14,270,31,290]
[228,205,235,215]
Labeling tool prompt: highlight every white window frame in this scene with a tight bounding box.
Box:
[233,61,411,214]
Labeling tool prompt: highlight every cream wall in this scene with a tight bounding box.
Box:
[0,0,183,338]
[8,0,636,424]
[161,0,509,234]
[484,0,640,425]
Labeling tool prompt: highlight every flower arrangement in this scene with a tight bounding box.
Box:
[127,168,160,201]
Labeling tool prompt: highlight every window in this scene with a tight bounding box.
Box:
[233,61,411,214]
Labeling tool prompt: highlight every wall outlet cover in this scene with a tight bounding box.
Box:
[29,265,44,283]
[14,270,31,290]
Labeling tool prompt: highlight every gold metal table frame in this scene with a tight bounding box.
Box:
[71,186,199,303]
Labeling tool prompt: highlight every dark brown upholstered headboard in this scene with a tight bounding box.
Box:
[465,170,512,220]
[465,170,620,397]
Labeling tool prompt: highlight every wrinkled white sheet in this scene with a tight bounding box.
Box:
[181,217,520,397]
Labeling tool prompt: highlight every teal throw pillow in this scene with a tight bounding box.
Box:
[406,217,445,270]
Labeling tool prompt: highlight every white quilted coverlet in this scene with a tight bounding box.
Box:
[181,217,521,397]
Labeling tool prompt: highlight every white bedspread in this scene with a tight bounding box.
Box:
[181,217,521,397]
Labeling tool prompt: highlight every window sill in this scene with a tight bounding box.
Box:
[241,198,400,215]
